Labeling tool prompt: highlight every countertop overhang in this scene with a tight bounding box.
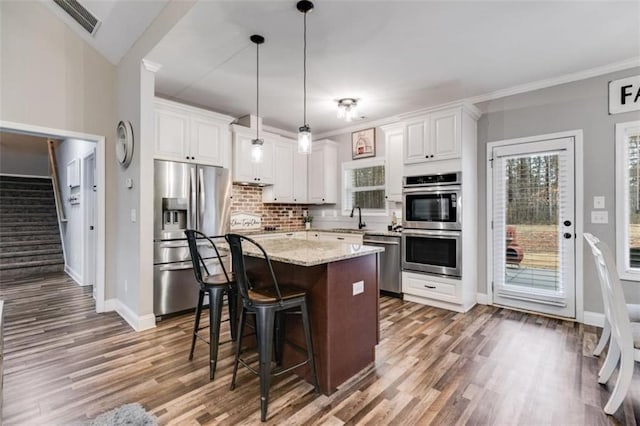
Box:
[241,238,384,267]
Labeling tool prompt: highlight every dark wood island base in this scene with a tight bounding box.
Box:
[244,252,380,395]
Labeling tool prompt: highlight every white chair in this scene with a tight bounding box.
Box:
[583,233,640,414]
[584,234,640,358]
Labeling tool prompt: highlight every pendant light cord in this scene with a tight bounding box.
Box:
[303,10,307,126]
[256,43,260,140]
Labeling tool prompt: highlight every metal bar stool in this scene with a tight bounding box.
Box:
[225,233,318,422]
[185,229,238,380]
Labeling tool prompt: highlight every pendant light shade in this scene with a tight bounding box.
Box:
[297,0,313,154]
[250,34,265,163]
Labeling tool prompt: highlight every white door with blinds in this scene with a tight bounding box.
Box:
[490,137,576,318]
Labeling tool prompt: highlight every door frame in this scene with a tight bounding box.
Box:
[0,120,107,313]
[486,130,584,322]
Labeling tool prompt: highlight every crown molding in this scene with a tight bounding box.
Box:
[315,116,402,139]
[467,56,640,105]
[142,59,163,73]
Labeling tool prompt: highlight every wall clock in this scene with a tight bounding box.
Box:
[116,120,134,168]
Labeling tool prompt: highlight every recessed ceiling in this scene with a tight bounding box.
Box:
[43,0,170,65]
[147,1,640,134]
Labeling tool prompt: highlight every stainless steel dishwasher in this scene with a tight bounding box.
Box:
[363,234,402,297]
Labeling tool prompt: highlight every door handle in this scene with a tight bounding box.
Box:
[563,220,572,226]
[199,168,205,226]
[563,233,572,239]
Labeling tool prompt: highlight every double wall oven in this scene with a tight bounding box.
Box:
[402,172,462,278]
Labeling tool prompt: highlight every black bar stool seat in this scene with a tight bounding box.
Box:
[185,229,238,381]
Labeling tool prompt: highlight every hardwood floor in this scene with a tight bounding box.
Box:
[1,272,638,425]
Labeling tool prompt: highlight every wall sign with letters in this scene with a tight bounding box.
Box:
[230,212,262,231]
[609,75,640,115]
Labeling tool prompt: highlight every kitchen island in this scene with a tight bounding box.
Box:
[241,238,383,395]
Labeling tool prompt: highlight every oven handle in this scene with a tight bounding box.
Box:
[402,229,461,237]
[402,185,461,194]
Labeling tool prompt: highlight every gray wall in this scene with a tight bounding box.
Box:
[0,132,50,177]
[477,67,640,313]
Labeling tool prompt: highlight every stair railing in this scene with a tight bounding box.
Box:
[47,140,67,223]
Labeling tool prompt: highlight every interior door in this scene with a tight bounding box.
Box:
[84,151,97,297]
[490,137,576,318]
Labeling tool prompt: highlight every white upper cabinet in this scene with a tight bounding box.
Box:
[263,140,294,203]
[403,107,461,164]
[232,128,274,185]
[429,108,461,160]
[292,148,308,203]
[154,98,233,168]
[308,140,338,204]
[381,123,405,202]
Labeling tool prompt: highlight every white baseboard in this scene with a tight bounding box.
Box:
[403,294,475,313]
[115,300,156,332]
[64,265,85,286]
[476,293,489,305]
[103,298,117,312]
[583,311,605,328]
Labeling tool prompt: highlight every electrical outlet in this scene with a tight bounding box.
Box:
[288,210,293,218]
[593,196,605,209]
[352,280,364,295]
[591,210,608,224]
[130,208,136,223]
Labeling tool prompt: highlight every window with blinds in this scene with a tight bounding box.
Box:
[342,159,386,213]
[616,120,640,279]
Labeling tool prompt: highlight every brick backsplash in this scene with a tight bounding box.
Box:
[231,184,306,231]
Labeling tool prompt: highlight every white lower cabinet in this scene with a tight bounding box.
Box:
[402,271,462,304]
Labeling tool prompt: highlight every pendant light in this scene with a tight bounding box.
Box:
[297,0,313,154]
[250,34,265,163]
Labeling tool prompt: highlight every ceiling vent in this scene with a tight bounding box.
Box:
[53,0,101,36]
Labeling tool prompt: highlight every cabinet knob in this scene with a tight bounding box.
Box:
[274,198,277,201]
[430,155,434,158]
[294,198,297,201]
[425,155,429,158]
[191,156,195,160]
[186,156,189,159]
[322,198,325,201]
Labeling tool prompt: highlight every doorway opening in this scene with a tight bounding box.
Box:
[0,121,106,313]
[487,131,584,320]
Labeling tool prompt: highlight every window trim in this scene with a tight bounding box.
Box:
[341,157,388,216]
[615,120,640,281]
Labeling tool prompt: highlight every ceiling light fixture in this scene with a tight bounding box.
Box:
[297,0,313,154]
[337,98,359,122]
[250,34,265,163]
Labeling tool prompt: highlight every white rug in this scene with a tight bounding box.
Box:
[89,403,157,426]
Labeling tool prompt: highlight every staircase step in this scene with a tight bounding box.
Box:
[0,212,58,221]
[0,252,63,265]
[0,241,62,252]
[0,206,58,215]
[0,195,55,205]
[0,234,61,245]
[0,263,65,280]
[0,258,65,271]
[0,220,58,228]
[0,188,54,198]
[0,181,53,191]
[0,224,60,233]
[0,248,63,259]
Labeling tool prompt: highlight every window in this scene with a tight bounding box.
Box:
[342,158,387,215]
[616,120,640,280]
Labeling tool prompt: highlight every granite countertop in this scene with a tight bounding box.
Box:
[241,238,384,267]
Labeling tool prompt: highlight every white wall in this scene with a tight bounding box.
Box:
[114,0,197,328]
[54,138,96,283]
[0,0,117,299]
[309,129,402,231]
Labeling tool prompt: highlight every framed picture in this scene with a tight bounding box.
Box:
[352,128,376,159]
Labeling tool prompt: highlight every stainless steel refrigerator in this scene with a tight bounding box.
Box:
[153,160,232,317]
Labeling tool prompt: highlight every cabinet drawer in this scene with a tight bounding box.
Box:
[317,232,363,244]
[402,272,461,303]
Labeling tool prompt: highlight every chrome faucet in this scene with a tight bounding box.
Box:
[350,206,366,229]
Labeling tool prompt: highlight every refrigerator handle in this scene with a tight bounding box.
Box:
[199,168,205,228]
[189,167,197,229]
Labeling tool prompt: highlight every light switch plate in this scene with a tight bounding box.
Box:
[126,178,133,189]
[130,208,137,223]
[593,196,605,209]
[352,280,364,295]
[591,210,608,224]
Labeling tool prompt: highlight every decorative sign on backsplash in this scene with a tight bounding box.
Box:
[230,212,262,230]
